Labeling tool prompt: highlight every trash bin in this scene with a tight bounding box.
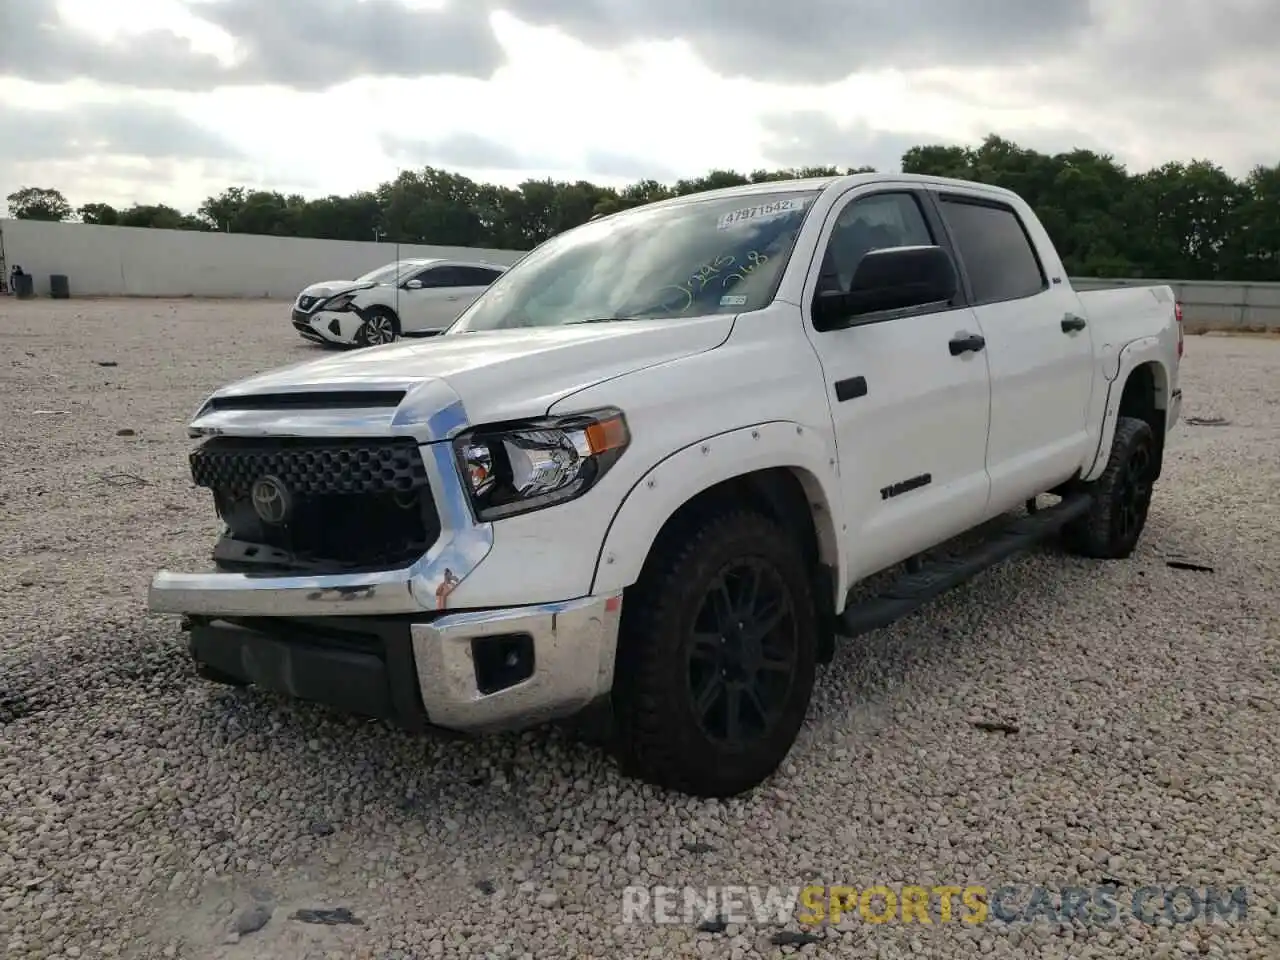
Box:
[13,273,34,299]
[49,274,70,299]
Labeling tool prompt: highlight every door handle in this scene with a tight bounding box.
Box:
[948,334,985,356]
[834,376,868,402]
[1061,314,1087,332]
[446,295,461,301]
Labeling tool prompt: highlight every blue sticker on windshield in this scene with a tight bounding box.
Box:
[720,295,748,306]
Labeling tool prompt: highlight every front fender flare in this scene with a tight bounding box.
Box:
[589,421,844,606]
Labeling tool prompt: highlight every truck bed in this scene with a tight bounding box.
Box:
[1077,284,1179,348]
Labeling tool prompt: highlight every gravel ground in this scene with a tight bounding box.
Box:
[1,298,1278,960]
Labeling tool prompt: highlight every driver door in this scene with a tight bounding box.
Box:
[399,266,468,334]
[803,187,994,582]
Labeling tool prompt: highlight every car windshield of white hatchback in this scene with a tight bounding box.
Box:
[357,261,420,284]
[449,190,821,331]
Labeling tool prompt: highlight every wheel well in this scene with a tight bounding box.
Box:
[1117,361,1168,479]
[639,467,839,664]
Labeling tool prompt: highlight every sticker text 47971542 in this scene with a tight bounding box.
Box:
[717,199,803,230]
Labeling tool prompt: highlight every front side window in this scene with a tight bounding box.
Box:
[415,267,467,288]
[818,192,934,293]
[450,190,822,331]
[938,197,1046,304]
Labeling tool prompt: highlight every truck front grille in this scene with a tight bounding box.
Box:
[190,437,440,574]
[191,437,426,496]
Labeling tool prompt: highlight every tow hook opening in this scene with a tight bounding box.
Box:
[472,634,535,694]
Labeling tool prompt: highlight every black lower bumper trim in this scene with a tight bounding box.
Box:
[188,616,430,730]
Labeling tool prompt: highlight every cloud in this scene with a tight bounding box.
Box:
[383,132,535,171]
[0,100,243,163]
[0,0,227,91]
[483,0,1095,85]
[382,134,678,185]
[903,1,1280,174]
[0,0,504,91]
[0,100,248,208]
[194,0,505,89]
[758,113,940,172]
[581,149,676,183]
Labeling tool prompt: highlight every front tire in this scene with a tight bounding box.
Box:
[1062,416,1158,559]
[355,308,399,347]
[611,509,818,797]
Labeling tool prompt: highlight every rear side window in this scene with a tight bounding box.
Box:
[455,266,502,286]
[938,197,1046,305]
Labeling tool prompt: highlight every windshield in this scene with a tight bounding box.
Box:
[356,261,425,284]
[450,189,820,331]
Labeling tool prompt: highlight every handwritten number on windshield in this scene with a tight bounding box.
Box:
[723,251,767,288]
[692,255,736,292]
[654,251,768,313]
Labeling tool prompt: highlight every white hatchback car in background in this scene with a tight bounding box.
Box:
[291,258,507,347]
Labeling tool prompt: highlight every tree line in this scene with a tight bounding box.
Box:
[6,134,1279,281]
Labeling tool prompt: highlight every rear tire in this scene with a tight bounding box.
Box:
[355,308,399,347]
[611,509,818,797]
[1062,416,1158,559]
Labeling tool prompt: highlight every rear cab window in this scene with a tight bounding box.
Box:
[937,195,1047,305]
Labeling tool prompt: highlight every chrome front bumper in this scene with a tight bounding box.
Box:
[411,593,622,731]
[149,387,492,619]
[181,593,622,733]
[151,383,622,732]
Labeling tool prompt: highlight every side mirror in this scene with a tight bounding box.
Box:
[404,279,423,290]
[812,245,958,331]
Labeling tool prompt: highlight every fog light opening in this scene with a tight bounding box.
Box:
[471,633,535,695]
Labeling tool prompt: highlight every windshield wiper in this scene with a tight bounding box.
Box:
[563,316,645,325]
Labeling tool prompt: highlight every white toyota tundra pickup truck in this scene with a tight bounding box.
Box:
[149,173,1184,798]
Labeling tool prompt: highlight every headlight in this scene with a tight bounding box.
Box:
[453,408,630,520]
[323,293,356,311]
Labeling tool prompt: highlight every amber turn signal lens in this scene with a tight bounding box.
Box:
[584,416,629,454]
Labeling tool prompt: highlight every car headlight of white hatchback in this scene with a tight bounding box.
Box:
[453,408,630,520]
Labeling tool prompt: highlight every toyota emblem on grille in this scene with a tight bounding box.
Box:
[250,475,292,524]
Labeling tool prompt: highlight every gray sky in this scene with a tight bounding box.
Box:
[1,0,1275,212]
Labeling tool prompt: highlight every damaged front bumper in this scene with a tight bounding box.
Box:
[181,592,621,734]
[291,307,366,345]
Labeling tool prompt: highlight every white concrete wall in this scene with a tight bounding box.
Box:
[0,219,528,299]
[1071,276,1280,330]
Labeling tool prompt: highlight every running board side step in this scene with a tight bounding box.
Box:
[837,493,1094,639]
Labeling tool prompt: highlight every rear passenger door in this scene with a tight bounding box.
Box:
[931,192,1096,512]
[803,187,994,582]
[451,266,504,313]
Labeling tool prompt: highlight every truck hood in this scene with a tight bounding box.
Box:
[193,315,734,435]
